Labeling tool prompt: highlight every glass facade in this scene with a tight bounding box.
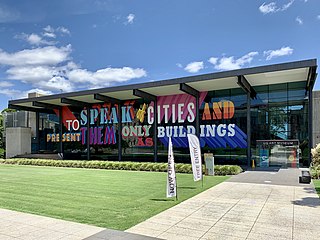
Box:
[35,80,310,167]
[251,81,309,166]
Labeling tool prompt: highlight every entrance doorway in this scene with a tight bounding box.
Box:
[257,140,300,168]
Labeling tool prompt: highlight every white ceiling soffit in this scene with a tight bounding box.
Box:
[40,99,68,106]
[140,84,182,96]
[103,90,140,100]
[245,68,309,87]
[187,77,239,92]
[69,95,100,104]
[19,102,36,108]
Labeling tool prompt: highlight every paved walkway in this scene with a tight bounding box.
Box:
[0,208,159,240]
[126,168,320,240]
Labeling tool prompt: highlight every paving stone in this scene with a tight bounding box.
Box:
[0,233,17,240]
[200,234,245,240]
[247,232,291,240]
[158,232,199,240]
[206,226,250,238]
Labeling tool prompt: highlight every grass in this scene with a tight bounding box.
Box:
[314,179,320,197]
[0,164,228,230]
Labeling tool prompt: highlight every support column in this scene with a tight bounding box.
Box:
[86,107,90,161]
[179,83,200,137]
[237,75,256,168]
[93,93,122,161]
[35,112,40,152]
[133,89,157,162]
[196,95,200,137]
[308,89,313,166]
[247,92,251,168]
[118,104,122,161]
[154,99,158,162]
[59,108,64,158]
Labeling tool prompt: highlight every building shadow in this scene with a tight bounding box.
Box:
[243,167,280,172]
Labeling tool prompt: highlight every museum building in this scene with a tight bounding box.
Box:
[6,59,318,168]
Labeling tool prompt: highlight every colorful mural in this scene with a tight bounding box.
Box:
[47,91,247,149]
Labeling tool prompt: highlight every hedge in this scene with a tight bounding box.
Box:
[0,158,242,176]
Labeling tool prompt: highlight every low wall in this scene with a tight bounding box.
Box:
[6,127,31,159]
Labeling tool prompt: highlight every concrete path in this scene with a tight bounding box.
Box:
[0,208,159,240]
[126,169,320,240]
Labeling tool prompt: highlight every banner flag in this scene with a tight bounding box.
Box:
[187,134,202,182]
[167,137,177,198]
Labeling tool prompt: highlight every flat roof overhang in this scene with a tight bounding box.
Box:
[8,59,318,112]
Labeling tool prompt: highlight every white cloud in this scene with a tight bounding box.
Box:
[43,25,70,37]
[0,45,71,66]
[38,76,74,92]
[208,57,218,65]
[264,46,293,60]
[176,63,183,68]
[126,14,135,24]
[27,33,42,44]
[44,25,55,33]
[43,32,56,38]
[6,66,55,82]
[1,26,147,97]
[57,26,70,35]
[16,33,56,45]
[209,52,258,71]
[0,88,24,98]
[68,67,147,88]
[259,0,294,14]
[0,81,14,88]
[282,0,295,10]
[5,62,78,92]
[184,61,204,73]
[0,88,53,99]
[259,2,277,14]
[296,16,303,25]
[26,88,53,96]
[317,15,320,20]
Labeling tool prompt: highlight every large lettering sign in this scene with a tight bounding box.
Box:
[154,92,247,148]
[47,91,247,149]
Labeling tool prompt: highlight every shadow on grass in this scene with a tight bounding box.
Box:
[150,198,175,202]
[177,186,197,189]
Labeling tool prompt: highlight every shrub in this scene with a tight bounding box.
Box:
[0,148,5,158]
[0,158,242,175]
[311,143,320,166]
[310,165,320,180]
[311,144,320,179]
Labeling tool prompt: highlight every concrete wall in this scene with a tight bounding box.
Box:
[6,127,31,158]
[313,91,320,147]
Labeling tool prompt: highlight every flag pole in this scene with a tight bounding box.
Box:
[202,173,204,188]
[174,158,178,201]
[175,176,178,201]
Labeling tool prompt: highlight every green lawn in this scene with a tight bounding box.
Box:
[314,179,320,197]
[0,165,228,230]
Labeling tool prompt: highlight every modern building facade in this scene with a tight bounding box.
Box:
[7,59,318,167]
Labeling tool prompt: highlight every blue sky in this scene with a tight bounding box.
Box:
[0,0,319,111]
